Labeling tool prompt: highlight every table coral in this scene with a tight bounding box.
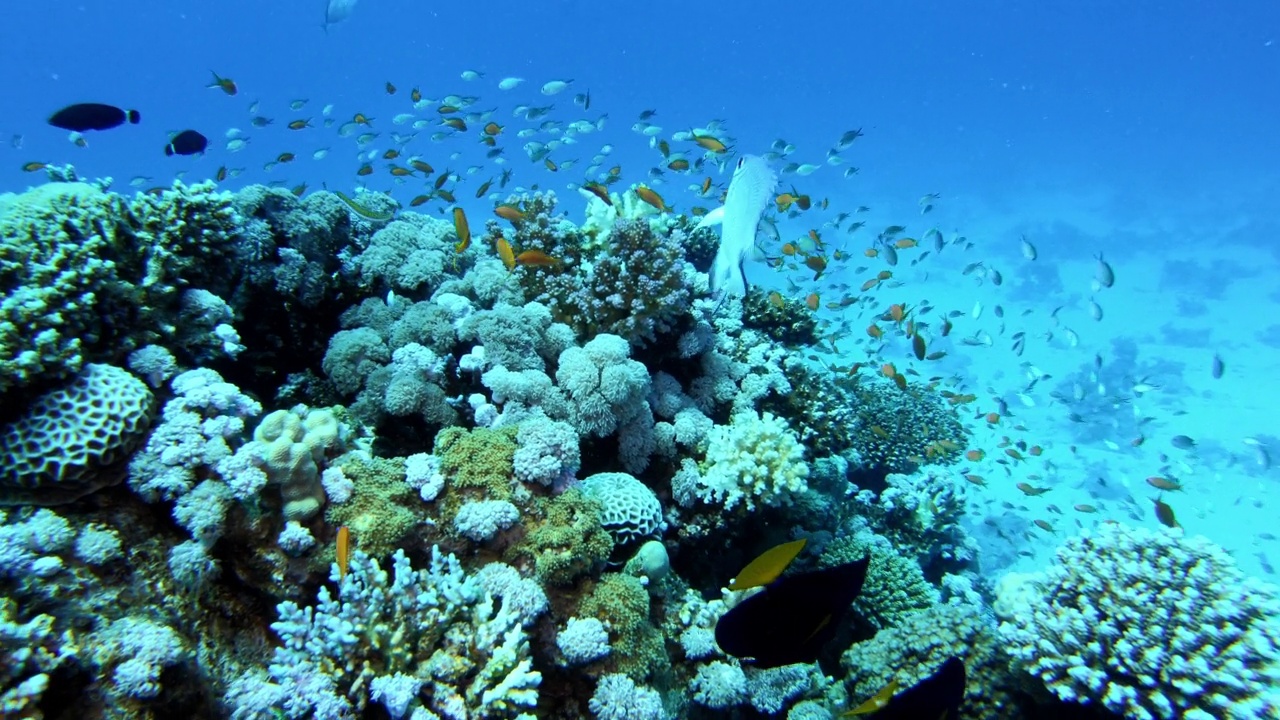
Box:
[997,523,1280,719]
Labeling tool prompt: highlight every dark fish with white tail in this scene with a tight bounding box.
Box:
[49,103,139,132]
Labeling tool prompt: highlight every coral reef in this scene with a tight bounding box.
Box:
[3,137,1258,720]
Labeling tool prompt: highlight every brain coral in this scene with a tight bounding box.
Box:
[0,364,154,504]
[996,523,1280,720]
[579,472,665,547]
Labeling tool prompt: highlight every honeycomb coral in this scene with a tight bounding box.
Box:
[0,364,154,504]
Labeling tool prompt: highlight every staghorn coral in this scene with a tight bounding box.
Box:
[996,523,1280,720]
[233,547,540,719]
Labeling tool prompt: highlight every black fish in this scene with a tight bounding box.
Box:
[872,656,966,719]
[714,555,870,668]
[165,130,207,157]
[48,103,139,132]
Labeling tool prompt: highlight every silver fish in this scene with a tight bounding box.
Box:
[322,0,358,31]
[1094,253,1115,288]
[1020,235,1037,260]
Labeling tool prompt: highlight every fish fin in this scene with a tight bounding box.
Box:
[695,205,725,229]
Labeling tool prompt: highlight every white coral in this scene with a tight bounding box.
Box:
[997,523,1280,719]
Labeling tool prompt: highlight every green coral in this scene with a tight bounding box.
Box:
[507,488,611,586]
[579,573,668,682]
[323,456,424,562]
[840,601,1027,720]
[821,532,938,630]
[435,425,518,502]
[849,377,969,473]
[741,287,819,347]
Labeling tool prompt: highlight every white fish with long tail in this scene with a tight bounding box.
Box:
[697,154,776,296]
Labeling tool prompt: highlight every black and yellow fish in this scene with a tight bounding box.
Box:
[715,554,870,668]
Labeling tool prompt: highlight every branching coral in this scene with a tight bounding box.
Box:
[233,547,541,719]
[483,190,695,346]
[563,218,694,345]
[996,523,1280,719]
[0,179,237,397]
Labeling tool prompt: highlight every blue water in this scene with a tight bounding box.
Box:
[2,1,1279,718]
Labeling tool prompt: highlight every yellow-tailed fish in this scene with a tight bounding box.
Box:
[334,190,393,222]
[728,538,807,591]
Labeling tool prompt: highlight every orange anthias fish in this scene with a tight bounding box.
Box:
[336,526,350,580]
[452,207,471,253]
[635,186,666,212]
[494,205,524,223]
[496,237,516,270]
[207,70,237,95]
[516,249,561,267]
[693,135,729,153]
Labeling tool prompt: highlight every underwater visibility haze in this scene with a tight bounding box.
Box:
[1,1,1279,718]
